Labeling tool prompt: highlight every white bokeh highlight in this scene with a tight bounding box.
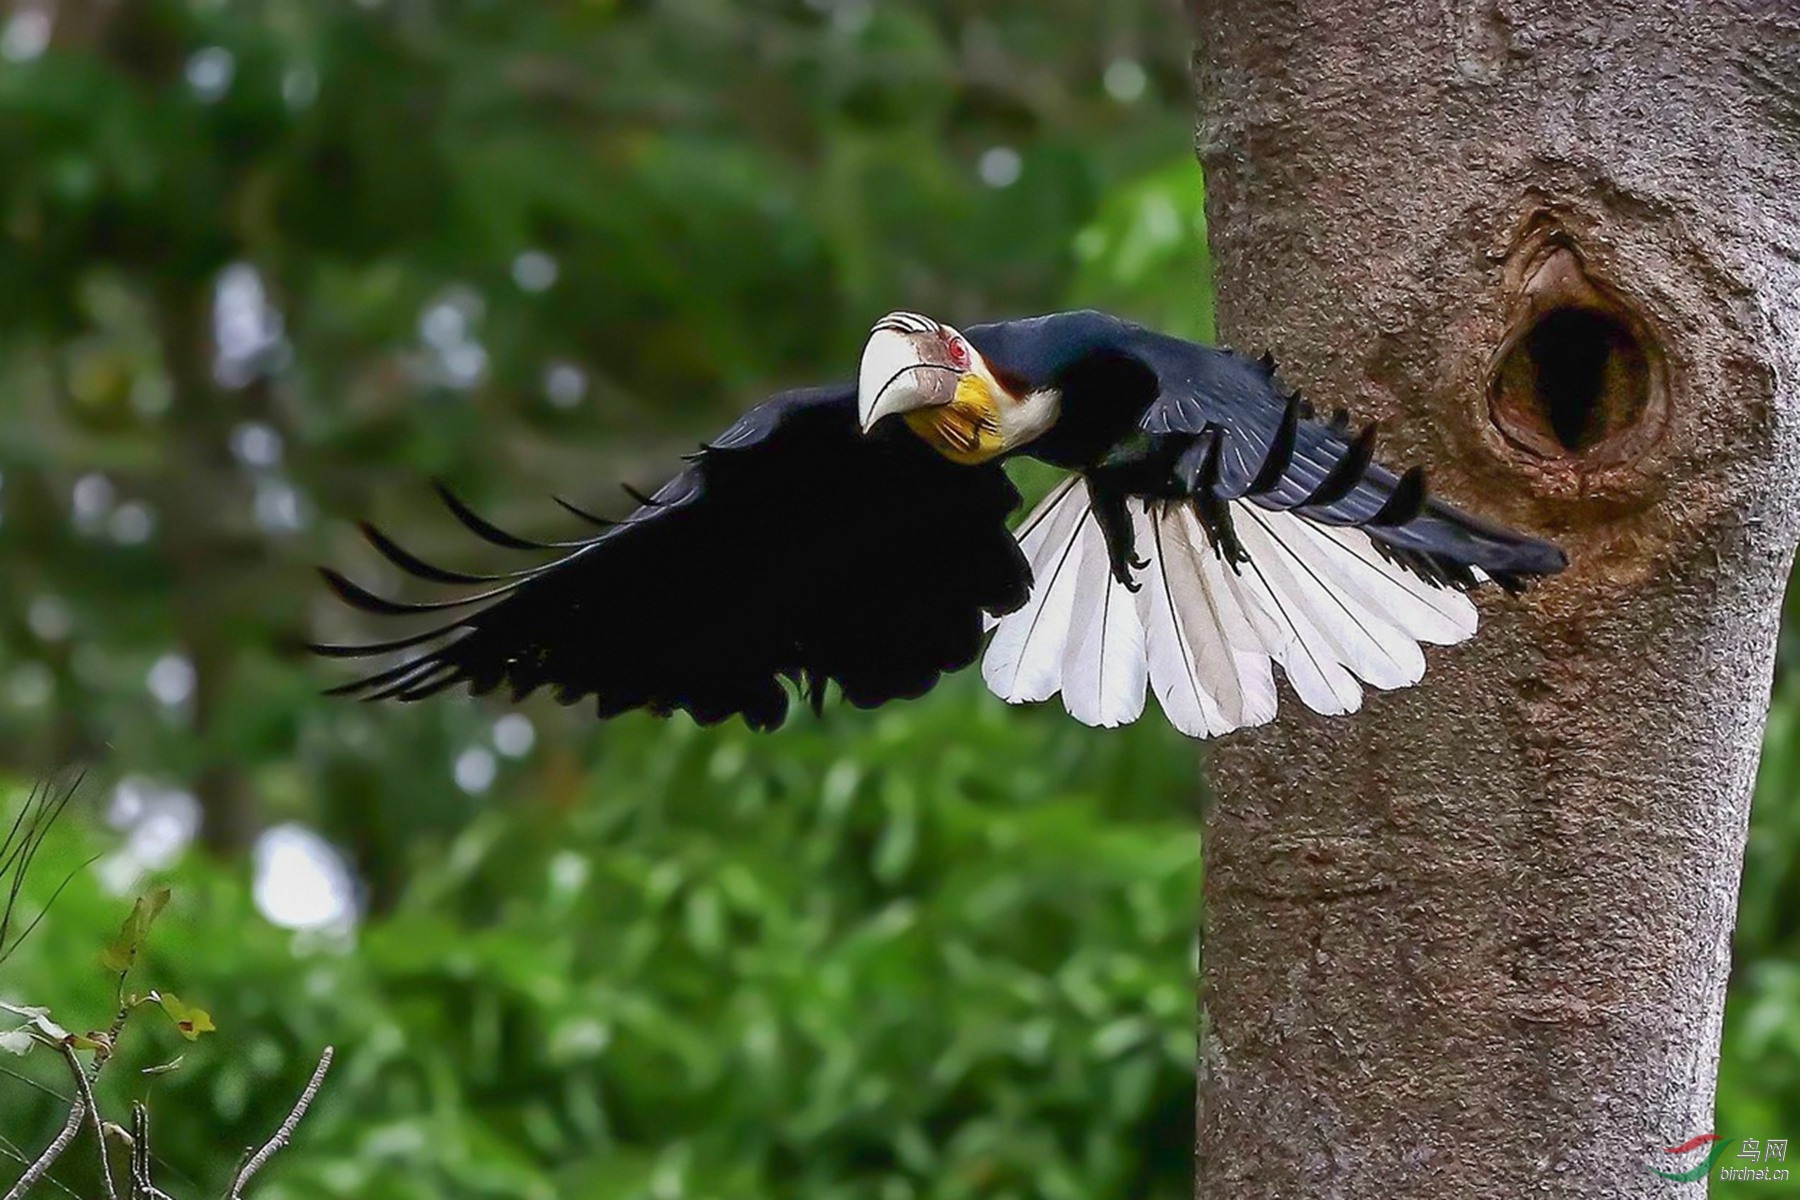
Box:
[512,250,559,293]
[109,500,155,545]
[146,652,196,709]
[978,146,1023,189]
[1,3,51,63]
[492,714,536,759]
[544,361,588,409]
[454,746,498,794]
[97,778,202,894]
[230,421,284,469]
[72,473,114,534]
[253,476,310,534]
[416,288,490,390]
[1104,57,1148,103]
[253,824,359,933]
[212,263,288,388]
[185,47,236,103]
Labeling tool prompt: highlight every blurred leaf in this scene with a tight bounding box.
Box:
[154,991,217,1042]
[100,886,170,975]
[1069,158,1213,342]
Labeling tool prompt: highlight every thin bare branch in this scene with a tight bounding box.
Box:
[128,1105,174,1200]
[0,1132,81,1200]
[1,1095,85,1200]
[61,1043,119,1200]
[0,1064,195,1199]
[129,1106,145,1200]
[224,1047,333,1200]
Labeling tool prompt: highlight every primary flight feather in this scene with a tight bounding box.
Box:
[314,310,1566,737]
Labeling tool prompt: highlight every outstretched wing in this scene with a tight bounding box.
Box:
[1122,325,1566,590]
[314,385,1030,730]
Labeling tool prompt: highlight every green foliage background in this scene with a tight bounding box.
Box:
[0,1,1789,1197]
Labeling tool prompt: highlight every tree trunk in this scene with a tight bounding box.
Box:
[1192,3,1800,1196]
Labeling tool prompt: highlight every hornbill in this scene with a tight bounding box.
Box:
[314,310,1566,737]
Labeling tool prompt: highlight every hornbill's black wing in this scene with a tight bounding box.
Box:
[314,385,1030,730]
[1121,325,1566,591]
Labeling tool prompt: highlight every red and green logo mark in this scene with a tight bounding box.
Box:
[1649,1134,1734,1182]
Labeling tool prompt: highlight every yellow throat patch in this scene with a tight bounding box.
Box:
[904,373,1006,464]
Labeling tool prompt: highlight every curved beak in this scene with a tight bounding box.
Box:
[858,322,960,433]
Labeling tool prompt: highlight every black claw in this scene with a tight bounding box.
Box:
[1086,476,1146,592]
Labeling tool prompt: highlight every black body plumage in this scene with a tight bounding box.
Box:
[318,387,1028,729]
[315,310,1565,731]
[963,311,1564,591]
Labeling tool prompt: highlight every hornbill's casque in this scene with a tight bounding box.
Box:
[315,310,1566,738]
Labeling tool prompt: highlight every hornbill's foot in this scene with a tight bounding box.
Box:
[1112,550,1150,592]
[1088,482,1145,592]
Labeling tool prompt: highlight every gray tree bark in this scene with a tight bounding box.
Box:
[1192,3,1800,1197]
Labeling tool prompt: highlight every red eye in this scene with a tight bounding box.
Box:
[945,336,971,370]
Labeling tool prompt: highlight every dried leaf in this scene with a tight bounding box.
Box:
[0,999,71,1045]
[0,1003,73,1060]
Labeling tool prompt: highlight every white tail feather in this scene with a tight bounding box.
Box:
[1172,504,1282,724]
[1136,505,1276,736]
[980,479,1480,738]
[981,480,1092,703]
[1230,509,1389,710]
[1277,515,1478,646]
[1214,515,1364,716]
[1060,516,1147,727]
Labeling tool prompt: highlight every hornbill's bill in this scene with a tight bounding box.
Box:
[315,310,1566,737]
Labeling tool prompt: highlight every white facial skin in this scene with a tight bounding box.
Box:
[857,312,970,433]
